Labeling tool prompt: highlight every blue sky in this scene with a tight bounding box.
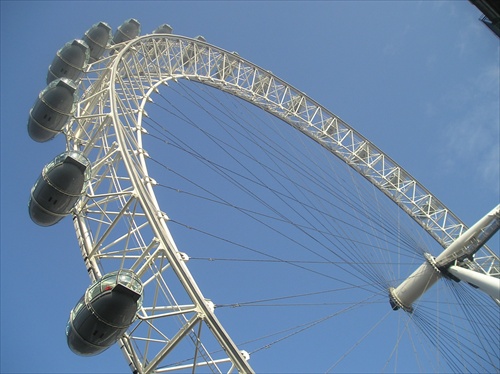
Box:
[1,1,499,373]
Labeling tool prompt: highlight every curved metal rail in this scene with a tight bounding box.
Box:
[66,34,499,373]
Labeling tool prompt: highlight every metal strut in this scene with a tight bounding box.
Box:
[390,204,500,311]
[108,45,255,374]
[447,265,500,302]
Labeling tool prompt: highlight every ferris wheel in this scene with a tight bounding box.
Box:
[27,19,499,373]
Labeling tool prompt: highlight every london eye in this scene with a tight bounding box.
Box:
[10,3,500,374]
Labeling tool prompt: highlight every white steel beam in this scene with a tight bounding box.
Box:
[390,205,499,311]
[447,265,500,301]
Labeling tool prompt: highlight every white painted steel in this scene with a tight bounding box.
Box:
[63,33,499,372]
[390,204,499,310]
[448,265,500,301]
[434,204,499,268]
[389,260,441,312]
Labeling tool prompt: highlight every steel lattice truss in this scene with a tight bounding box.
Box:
[64,34,499,373]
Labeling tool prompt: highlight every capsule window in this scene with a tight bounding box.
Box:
[118,272,132,286]
[100,276,116,292]
[47,196,57,204]
[72,296,85,319]
[87,283,101,301]
[94,330,104,339]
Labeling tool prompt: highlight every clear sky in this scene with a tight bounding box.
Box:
[1,1,499,374]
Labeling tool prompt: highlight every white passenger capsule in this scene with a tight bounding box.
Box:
[66,270,143,356]
[153,24,173,34]
[111,18,141,46]
[47,39,89,84]
[28,151,91,226]
[27,78,77,142]
[83,22,112,62]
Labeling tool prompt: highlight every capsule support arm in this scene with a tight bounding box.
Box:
[390,204,500,311]
[435,204,499,269]
[447,265,500,302]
